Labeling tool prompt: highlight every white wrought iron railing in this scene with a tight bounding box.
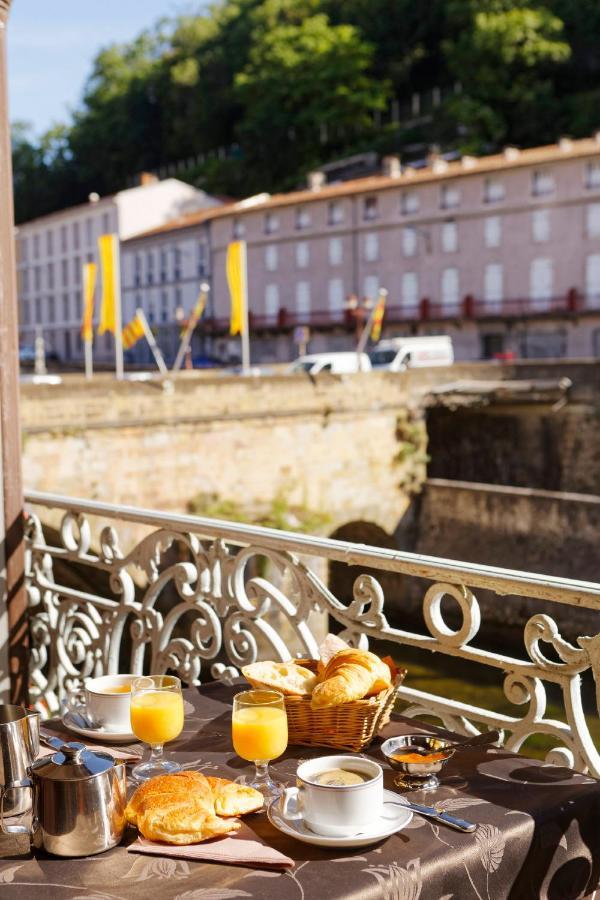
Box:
[24,490,600,776]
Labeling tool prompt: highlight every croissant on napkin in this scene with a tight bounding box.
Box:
[310,648,392,709]
[125,771,263,844]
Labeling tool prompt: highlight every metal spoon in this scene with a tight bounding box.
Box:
[421,729,501,757]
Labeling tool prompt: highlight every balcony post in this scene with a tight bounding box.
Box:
[0,0,28,704]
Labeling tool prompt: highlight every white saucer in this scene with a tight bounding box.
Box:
[267,788,412,848]
[61,711,137,744]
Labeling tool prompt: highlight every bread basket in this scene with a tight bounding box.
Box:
[284,659,406,752]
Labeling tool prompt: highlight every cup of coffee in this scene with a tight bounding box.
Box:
[281,754,383,837]
[75,674,138,731]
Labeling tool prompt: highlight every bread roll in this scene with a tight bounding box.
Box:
[311,648,392,709]
[125,771,263,844]
[242,660,317,695]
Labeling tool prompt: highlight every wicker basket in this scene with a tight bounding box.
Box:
[284,660,406,752]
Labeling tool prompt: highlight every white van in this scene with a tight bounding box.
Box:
[369,335,454,371]
[289,352,372,375]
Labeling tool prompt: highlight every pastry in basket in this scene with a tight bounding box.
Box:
[311,648,392,709]
[125,771,263,844]
[242,660,317,695]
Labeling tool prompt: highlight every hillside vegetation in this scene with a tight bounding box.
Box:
[12,0,600,223]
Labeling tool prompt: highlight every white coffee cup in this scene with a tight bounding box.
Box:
[281,755,383,837]
[77,674,138,731]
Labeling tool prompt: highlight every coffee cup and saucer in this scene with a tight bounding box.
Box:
[61,674,138,743]
[268,755,412,848]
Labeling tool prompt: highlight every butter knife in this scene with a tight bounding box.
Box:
[385,799,477,833]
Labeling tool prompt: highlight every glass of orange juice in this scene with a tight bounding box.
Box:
[130,675,185,782]
[232,689,288,800]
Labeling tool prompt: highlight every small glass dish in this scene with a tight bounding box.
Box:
[381,734,455,791]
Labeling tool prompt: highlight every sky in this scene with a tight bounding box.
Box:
[7,0,198,137]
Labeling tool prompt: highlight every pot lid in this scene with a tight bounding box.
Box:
[32,741,117,781]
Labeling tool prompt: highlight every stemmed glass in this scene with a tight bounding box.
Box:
[130,675,185,782]
[231,689,288,801]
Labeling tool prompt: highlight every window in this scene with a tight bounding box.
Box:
[363,274,379,300]
[484,216,502,249]
[146,252,154,284]
[34,266,41,291]
[73,256,81,285]
[134,254,142,286]
[48,296,55,323]
[20,237,28,263]
[173,247,181,279]
[72,222,80,250]
[62,294,70,321]
[47,262,54,289]
[442,221,458,253]
[484,263,503,304]
[296,242,309,269]
[264,212,279,234]
[33,234,40,259]
[441,184,461,209]
[295,281,311,316]
[85,218,93,246]
[402,226,417,257]
[232,218,245,239]
[160,248,168,282]
[35,297,41,322]
[265,245,278,272]
[101,212,110,233]
[22,299,30,325]
[295,207,311,230]
[328,278,344,312]
[401,192,420,215]
[61,259,69,286]
[484,178,505,203]
[587,203,600,238]
[60,225,67,253]
[86,252,93,264]
[265,284,279,317]
[532,170,555,196]
[198,242,208,276]
[46,230,54,256]
[401,272,419,307]
[585,254,600,308]
[175,287,182,309]
[532,209,550,242]
[363,197,378,221]
[328,201,344,225]
[441,267,459,307]
[328,237,343,266]
[364,233,379,262]
[586,162,600,189]
[160,291,169,323]
[530,258,553,303]
[75,291,82,319]
[22,269,29,293]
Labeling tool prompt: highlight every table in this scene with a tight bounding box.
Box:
[1,682,599,899]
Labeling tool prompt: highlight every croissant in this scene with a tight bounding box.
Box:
[311,649,392,709]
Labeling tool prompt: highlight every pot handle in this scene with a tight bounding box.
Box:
[0,778,33,836]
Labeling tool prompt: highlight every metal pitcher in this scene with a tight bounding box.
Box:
[0,705,40,816]
[1,738,127,857]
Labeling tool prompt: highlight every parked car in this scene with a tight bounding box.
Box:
[369,336,454,371]
[19,345,36,365]
[191,354,227,369]
[289,352,372,375]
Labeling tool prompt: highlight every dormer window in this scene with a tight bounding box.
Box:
[532,170,555,197]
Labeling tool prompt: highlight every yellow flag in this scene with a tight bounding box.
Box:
[81,262,97,342]
[97,234,119,335]
[122,314,145,350]
[371,291,387,342]
[226,241,247,336]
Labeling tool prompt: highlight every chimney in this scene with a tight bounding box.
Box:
[430,155,449,174]
[88,192,100,203]
[382,155,402,178]
[503,146,520,161]
[558,136,573,152]
[307,170,326,192]
[461,155,477,170]
[139,172,159,187]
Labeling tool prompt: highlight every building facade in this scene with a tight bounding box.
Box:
[15,176,220,363]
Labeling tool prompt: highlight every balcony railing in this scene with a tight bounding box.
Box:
[23,490,600,777]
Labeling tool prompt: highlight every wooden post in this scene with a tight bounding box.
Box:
[0,0,28,704]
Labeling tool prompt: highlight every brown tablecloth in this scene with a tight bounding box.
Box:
[1,682,599,899]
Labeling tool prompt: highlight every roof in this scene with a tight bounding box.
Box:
[122,135,600,240]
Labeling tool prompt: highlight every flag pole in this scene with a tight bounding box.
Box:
[172,282,209,373]
[356,288,387,354]
[84,338,93,380]
[240,241,250,374]
[113,235,124,380]
[137,308,168,376]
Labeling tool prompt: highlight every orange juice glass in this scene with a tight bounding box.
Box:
[130,675,184,782]
[232,690,288,800]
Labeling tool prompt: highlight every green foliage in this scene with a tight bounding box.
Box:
[186,488,331,533]
[10,0,600,221]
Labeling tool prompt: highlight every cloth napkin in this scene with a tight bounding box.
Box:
[39,724,143,761]
[128,822,294,870]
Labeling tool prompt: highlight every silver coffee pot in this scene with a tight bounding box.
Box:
[1,738,127,856]
[0,705,40,816]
